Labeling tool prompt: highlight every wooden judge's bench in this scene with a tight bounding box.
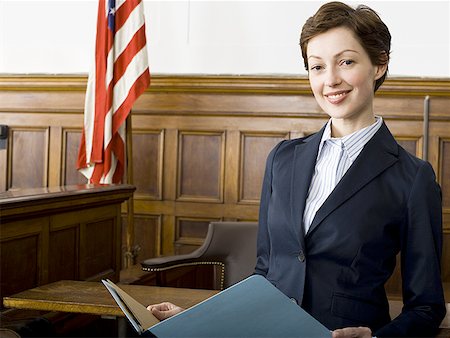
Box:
[0,184,135,303]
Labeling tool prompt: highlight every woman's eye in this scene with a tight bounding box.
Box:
[340,60,354,66]
[310,65,323,71]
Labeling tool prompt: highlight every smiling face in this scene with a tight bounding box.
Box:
[307,26,387,136]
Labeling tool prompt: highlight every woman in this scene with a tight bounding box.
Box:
[149,2,446,337]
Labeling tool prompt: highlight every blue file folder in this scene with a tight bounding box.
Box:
[103,275,331,337]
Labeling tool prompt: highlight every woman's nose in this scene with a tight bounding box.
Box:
[325,67,342,87]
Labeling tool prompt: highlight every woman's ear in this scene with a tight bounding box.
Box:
[374,51,389,80]
[374,63,388,81]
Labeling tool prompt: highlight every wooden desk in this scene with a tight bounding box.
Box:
[3,280,217,317]
[3,281,448,337]
[0,184,135,302]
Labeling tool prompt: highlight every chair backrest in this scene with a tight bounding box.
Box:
[197,221,258,288]
[141,221,259,289]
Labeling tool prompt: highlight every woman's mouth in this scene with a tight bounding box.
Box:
[324,91,350,104]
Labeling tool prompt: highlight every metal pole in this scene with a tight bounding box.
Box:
[423,96,430,161]
[125,113,135,268]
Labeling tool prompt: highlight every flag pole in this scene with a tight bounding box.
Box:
[125,112,136,268]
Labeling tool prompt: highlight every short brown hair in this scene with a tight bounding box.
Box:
[300,1,391,91]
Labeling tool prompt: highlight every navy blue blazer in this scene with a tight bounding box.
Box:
[255,122,446,336]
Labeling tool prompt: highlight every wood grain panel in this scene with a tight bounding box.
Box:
[9,128,49,189]
[384,120,423,159]
[441,139,450,209]
[177,219,210,242]
[177,132,224,202]
[396,138,418,157]
[122,214,161,262]
[48,227,78,282]
[239,132,288,203]
[80,218,115,280]
[132,130,163,198]
[0,148,6,192]
[175,218,219,254]
[373,95,424,119]
[63,129,86,185]
[0,235,39,301]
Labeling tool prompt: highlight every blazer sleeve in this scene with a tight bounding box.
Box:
[254,141,284,277]
[375,161,446,337]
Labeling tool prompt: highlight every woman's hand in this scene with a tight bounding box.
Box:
[332,327,372,338]
[147,302,184,320]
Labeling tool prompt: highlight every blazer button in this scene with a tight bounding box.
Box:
[297,251,306,262]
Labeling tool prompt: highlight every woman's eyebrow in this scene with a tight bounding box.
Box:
[308,49,359,60]
[336,49,359,56]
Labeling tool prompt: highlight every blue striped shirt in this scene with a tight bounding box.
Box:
[303,116,383,234]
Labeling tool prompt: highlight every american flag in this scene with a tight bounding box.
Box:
[77,0,150,184]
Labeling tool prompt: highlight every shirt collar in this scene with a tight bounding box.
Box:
[317,116,383,162]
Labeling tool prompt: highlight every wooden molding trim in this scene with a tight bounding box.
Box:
[0,74,449,97]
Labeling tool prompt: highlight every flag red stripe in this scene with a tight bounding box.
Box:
[113,25,147,86]
[115,0,141,31]
[91,1,111,163]
[112,70,150,135]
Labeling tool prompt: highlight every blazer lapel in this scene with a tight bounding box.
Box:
[291,126,325,247]
[306,122,399,237]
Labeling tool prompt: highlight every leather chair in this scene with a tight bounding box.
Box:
[0,328,21,338]
[141,221,258,290]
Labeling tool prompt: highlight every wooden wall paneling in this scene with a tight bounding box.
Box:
[384,119,424,157]
[395,138,421,157]
[8,127,49,189]
[177,130,225,202]
[438,138,450,210]
[133,92,321,116]
[121,214,162,262]
[48,126,63,186]
[429,96,450,118]
[290,118,330,139]
[224,130,240,204]
[161,215,176,256]
[0,89,86,113]
[162,128,178,202]
[442,231,450,283]
[132,130,164,199]
[429,120,450,229]
[373,95,424,119]
[175,217,221,255]
[239,132,288,204]
[0,127,8,192]
[289,131,306,140]
[439,139,450,284]
[62,128,86,186]
[430,119,450,284]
